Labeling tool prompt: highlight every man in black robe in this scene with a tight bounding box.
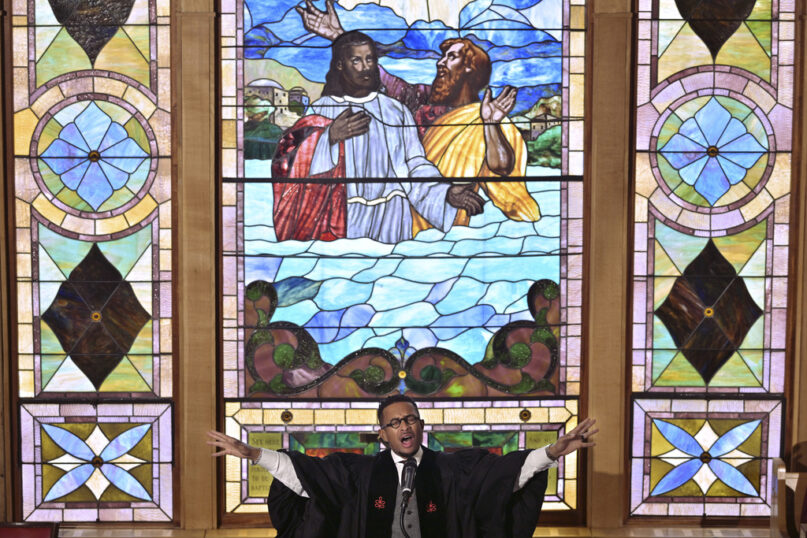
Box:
[208,396,597,537]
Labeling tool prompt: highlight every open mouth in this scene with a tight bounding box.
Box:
[400,432,415,449]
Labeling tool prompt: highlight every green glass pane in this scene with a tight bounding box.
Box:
[655,221,708,272]
[673,182,709,207]
[652,315,677,350]
[36,28,92,87]
[656,113,683,149]
[38,159,66,197]
[745,21,771,57]
[708,353,761,387]
[124,117,150,154]
[654,352,705,386]
[651,349,677,383]
[56,187,93,212]
[98,225,152,277]
[712,221,766,271]
[95,101,133,126]
[38,225,93,275]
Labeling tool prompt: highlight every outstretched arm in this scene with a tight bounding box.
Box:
[295,0,430,112]
[481,87,518,176]
[515,417,598,491]
[207,430,309,497]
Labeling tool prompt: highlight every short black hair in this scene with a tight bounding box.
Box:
[377,394,419,425]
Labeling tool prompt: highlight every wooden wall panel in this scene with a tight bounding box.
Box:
[177,3,217,530]
[586,3,633,529]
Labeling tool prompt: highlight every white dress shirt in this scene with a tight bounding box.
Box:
[255,443,557,498]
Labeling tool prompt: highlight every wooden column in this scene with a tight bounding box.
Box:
[585,2,633,531]
[176,1,218,530]
[790,4,807,472]
[0,6,11,519]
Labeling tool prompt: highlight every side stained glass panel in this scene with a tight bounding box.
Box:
[220,0,586,521]
[11,0,173,522]
[631,0,793,516]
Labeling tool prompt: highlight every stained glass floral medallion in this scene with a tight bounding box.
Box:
[20,403,173,521]
[631,398,780,516]
[36,100,153,214]
[657,97,769,207]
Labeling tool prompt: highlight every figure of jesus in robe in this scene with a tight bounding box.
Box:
[271,31,485,244]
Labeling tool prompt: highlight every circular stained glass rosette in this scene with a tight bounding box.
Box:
[654,96,770,209]
[34,100,154,215]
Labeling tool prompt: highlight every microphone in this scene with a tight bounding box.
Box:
[400,458,417,538]
[401,458,417,506]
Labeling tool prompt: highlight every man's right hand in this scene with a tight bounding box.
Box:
[296,0,344,41]
[447,183,485,216]
[329,108,371,145]
[207,430,261,462]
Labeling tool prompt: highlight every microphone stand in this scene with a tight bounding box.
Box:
[400,493,411,538]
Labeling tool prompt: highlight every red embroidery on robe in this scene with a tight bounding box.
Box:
[426,501,437,512]
[374,496,386,509]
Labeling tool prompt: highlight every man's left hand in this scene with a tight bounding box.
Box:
[447,183,485,216]
[481,86,517,124]
[546,417,598,460]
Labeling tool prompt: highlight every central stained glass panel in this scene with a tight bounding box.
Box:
[221,0,586,401]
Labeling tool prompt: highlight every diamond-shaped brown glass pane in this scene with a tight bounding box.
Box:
[41,244,150,389]
[654,239,762,384]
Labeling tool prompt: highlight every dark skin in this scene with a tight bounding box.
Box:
[299,1,516,176]
[326,42,485,217]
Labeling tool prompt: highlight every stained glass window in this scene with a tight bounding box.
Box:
[219,0,586,521]
[631,0,793,516]
[11,0,173,522]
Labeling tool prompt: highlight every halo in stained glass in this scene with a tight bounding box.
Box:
[33,98,155,216]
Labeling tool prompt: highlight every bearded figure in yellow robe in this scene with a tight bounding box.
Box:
[296,2,541,236]
[378,37,540,233]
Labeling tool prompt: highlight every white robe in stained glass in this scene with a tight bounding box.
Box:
[308,92,457,244]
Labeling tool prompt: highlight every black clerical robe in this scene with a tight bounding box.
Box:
[267,447,548,538]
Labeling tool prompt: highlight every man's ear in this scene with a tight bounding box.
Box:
[336,60,343,71]
[377,427,387,444]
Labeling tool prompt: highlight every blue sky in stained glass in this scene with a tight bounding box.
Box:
[242,0,565,114]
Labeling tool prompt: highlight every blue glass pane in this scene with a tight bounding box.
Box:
[100,424,151,461]
[43,464,94,501]
[708,420,760,457]
[651,458,702,496]
[42,424,94,460]
[653,420,702,456]
[101,464,151,500]
[708,459,757,496]
[76,162,113,210]
[695,98,731,146]
[74,103,112,150]
[693,158,730,205]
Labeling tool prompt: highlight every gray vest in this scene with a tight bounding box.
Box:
[391,481,421,538]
